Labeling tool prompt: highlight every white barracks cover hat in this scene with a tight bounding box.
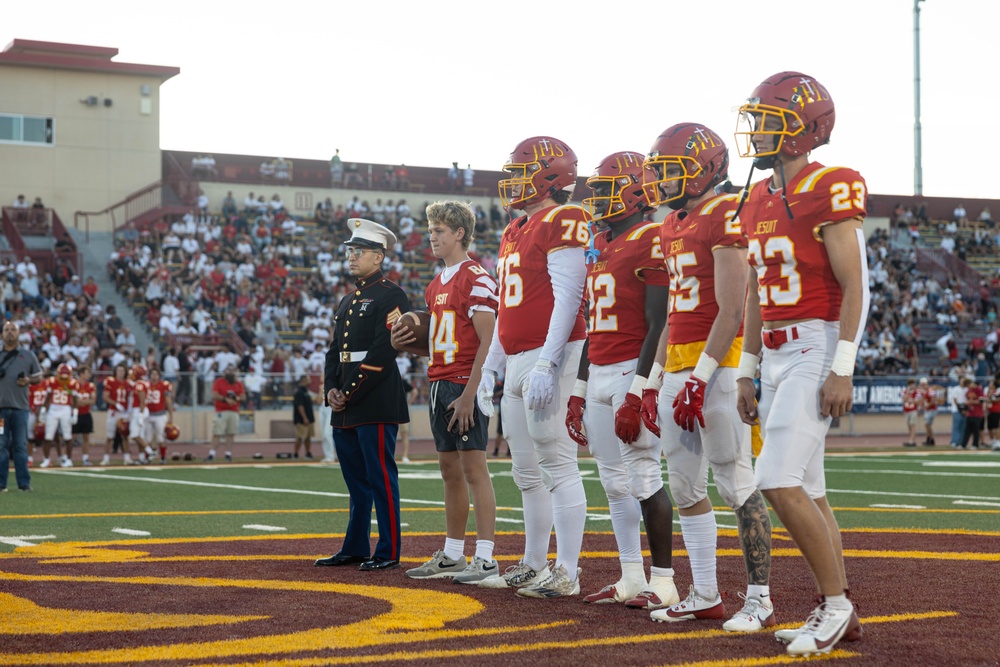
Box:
[344,218,396,250]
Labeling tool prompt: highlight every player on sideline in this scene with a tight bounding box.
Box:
[101,364,132,465]
[393,201,500,584]
[642,123,774,630]
[127,366,154,465]
[564,151,677,608]
[40,364,79,468]
[71,366,97,466]
[733,71,868,656]
[143,366,175,463]
[476,136,589,597]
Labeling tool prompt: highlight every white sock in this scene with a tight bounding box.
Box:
[825,593,852,611]
[747,584,771,603]
[679,510,718,599]
[475,539,495,561]
[551,479,586,579]
[521,486,553,571]
[608,495,643,563]
[443,537,465,561]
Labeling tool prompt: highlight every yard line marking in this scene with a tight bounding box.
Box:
[922,461,1000,468]
[36,470,448,507]
[0,535,55,547]
[826,468,1000,479]
[495,517,524,524]
[242,525,287,532]
[828,488,1000,503]
[585,513,611,521]
[111,528,151,536]
[953,499,1000,508]
[870,504,927,509]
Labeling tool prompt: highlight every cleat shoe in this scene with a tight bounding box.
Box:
[60,458,74,468]
[100,456,111,466]
[902,441,916,447]
[225,452,233,462]
[204,454,216,462]
[583,584,623,604]
[775,608,863,644]
[785,601,860,656]
[452,556,500,584]
[39,459,51,469]
[723,593,776,632]
[516,564,581,598]
[405,551,467,579]
[479,560,550,589]
[82,459,93,467]
[626,582,680,610]
[651,586,726,623]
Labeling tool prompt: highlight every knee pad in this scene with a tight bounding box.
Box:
[511,462,544,493]
[595,464,632,501]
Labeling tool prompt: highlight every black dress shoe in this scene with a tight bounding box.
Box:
[314,553,368,567]
[359,558,400,571]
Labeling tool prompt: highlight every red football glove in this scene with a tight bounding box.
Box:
[565,395,588,447]
[614,392,643,444]
[640,388,660,438]
[673,375,707,432]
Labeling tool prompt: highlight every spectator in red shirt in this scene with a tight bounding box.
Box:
[82,276,99,302]
[206,365,244,462]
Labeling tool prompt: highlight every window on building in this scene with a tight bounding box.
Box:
[0,114,54,145]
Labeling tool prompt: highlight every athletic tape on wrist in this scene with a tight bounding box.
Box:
[830,340,859,377]
[572,379,588,400]
[692,353,719,383]
[736,351,760,380]
[629,375,647,396]
[645,362,664,391]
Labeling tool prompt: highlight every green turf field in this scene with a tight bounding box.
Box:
[1,451,998,552]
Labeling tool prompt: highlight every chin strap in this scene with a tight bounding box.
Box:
[776,160,795,220]
[730,163,756,224]
[584,221,600,264]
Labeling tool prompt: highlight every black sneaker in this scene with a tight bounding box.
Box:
[19,487,31,492]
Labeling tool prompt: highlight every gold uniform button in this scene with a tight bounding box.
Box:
[356,291,362,296]
[348,310,353,315]
[351,383,356,387]
[346,321,350,326]
[344,332,349,337]
[343,344,348,349]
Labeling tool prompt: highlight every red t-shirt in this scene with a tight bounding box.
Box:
[213,377,244,412]
[965,385,985,418]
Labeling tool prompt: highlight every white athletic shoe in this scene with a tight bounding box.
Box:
[478,560,550,589]
[723,593,776,632]
[59,458,74,468]
[100,456,111,466]
[651,586,726,623]
[516,564,581,598]
[785,601,860,656]
[39,459,51,468]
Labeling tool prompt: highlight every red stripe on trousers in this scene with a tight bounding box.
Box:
[378,423,398,558]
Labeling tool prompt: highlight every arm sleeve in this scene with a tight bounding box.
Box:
[540,246,587,367]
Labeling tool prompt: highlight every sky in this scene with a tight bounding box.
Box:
[8,0,1000,200]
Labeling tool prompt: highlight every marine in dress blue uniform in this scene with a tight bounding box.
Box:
[316,219,411,571]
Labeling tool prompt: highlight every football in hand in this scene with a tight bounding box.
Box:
[395,310,431,356]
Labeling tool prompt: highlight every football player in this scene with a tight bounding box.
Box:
[127,365,154,465]
[733,72,868,655]
[901,378,920,447]
[71,365,96,466]
[917,377,938,446]
[564,151,677,609]
[27,370,49,466]
[642,124,774,630]
[101,363,131,465]
[393,200,500,584]
[475,136,589,597]
[40,364,79,468]
[143,366,175,463]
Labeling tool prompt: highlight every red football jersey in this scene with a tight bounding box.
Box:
[76,381,96,415]
[425,260,499,384]
[29,384,48,411]
[130,379,150,409]
[586,222,671,366]
[918,385,938,411]
[902,386,920,413]
[146,380,173,412]
[661,192,746,372]
[989,385,1000,415]
[103,377,130,411]
[966,385,985,418]
[45,377,79,407]
[496,204,590,355]
[740,162,867,323]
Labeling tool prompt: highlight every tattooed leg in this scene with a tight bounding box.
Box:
[734,490,772,586]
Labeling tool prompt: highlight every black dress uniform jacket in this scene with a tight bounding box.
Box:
[324,269,411,427]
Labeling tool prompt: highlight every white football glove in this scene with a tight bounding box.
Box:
[476,368,497,419]
[525,361,555,411]
[70,408,79,425]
